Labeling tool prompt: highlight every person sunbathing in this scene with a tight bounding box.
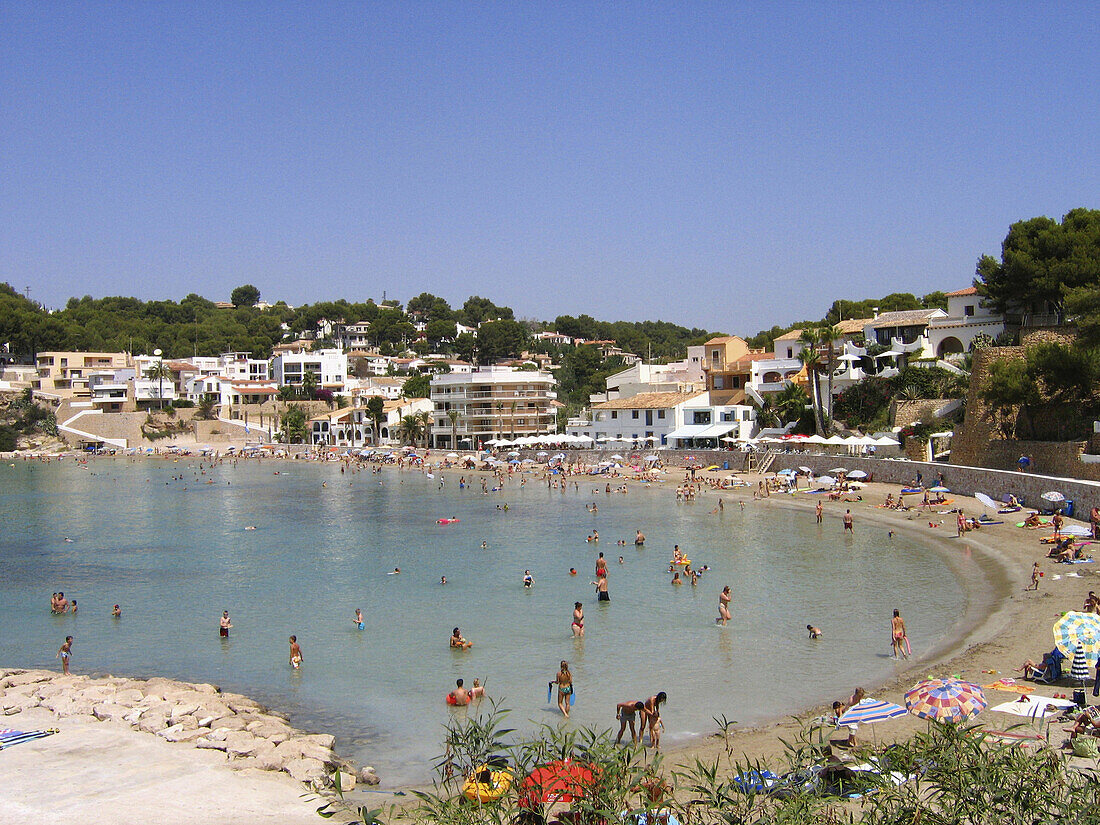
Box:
[883,493,895,508]
[1015,650,1059,678]
[1066,706,1100,737]
[1024,513,1043,528]
[1048,537,1075,560]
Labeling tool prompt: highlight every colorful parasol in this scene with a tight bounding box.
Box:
[1053,611,1100,666]
[905,678,987,723]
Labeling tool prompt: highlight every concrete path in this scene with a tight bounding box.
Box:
[1,708,325,825]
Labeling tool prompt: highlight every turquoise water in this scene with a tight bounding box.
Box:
[0,459,967,785]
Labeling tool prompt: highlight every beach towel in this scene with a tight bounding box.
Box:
[982,679,1035,694]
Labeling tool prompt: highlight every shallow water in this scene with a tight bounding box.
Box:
[0,458,967,785]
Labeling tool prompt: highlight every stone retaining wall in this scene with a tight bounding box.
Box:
[767,453,1100,517]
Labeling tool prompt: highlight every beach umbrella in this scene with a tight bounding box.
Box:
[536,451,548,457]
[829,467,848,474]
[1041,491,1065,503]
[799,465,813,473]
[974,492,999,511]
[644,454,659,462]
[929,486,951,493]
[815,475,836,486]
[776,467,795,476]
[905,678,987,723]
[837,698,907,726]
[1071,644,1093,686]
[846,470,868,479]
[874,435,901,446]
[1053,611,1100,665]
[519,760,595,807]
[445,452,459,459]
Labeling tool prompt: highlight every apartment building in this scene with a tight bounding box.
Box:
[430,366,556,450]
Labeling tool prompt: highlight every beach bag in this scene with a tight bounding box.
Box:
[1072,737,1099,759]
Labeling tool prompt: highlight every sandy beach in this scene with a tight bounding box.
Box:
[3,456,1096,822]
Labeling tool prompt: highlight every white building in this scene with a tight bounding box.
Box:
[272,349,347,391]
[568,391,705,448]
[926,287,1005,359]
[863,308,948,364]
[666,399,757,448]
[186,375,279,406]
[430,366,557,450]
[309,398,434,447]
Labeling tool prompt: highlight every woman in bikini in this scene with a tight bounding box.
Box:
[572,602,584,637]
[891,609,908,659]
[717,585,732,625]
[556,661,573,717]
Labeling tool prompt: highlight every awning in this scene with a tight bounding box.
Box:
[695,422,737,438]
[667,424,714,440]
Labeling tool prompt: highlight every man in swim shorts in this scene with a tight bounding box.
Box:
[615,700,645,744]
[57,636,73,675]
[220,610,232,637]
[289,635,303,668]
[523,570,533,588]
[843,509,853,532]
[449,679,470,706]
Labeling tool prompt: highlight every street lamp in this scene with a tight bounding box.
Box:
[153,348,164,409]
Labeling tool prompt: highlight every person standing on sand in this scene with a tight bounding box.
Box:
[615,700,645,744]
[816,500,823,524]
[843,509,853,532]
[57,636,73,675]
[642,692,667,749]
[555,661,573,717]
[717,585,732,625]
[1028,562,1041,591]
[891,609,909,659]
[289,635,303,668]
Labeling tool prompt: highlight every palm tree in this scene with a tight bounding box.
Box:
[797,329,825,435]
[397,414,423,446]
[774,382,810,427]
[817,324,842,432]
[509,400,517,440]
[753,396,781,429]
[366,396,385,446]
[416,409,432,448]
[144,360,173,409]
[495,401,505,439]
[446,409,460,451]
[301,369,318,400]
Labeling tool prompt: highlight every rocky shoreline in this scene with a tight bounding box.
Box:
[0,668,378,791]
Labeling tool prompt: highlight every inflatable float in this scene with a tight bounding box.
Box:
[446,693,469,706]
[463,765,513,803]
[437,518,460,524]
[670,558,691,566]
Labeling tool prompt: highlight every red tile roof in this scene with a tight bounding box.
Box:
[945,286,979,297]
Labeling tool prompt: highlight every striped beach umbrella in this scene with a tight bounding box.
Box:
[1071,645,1093,685]
[1053,612,1100,666]
[905,679,987,723]
[837,698,907,727]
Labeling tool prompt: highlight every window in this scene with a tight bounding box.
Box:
[692,411,712,425]
[611,411,618,419]
[964,305,975,317]
[722,411,733,421]
[657,410,665,419]
[632,410,639,419]
[713,376,724,389]
[787,348,793,358]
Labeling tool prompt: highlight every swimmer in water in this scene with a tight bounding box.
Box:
[569,568,577,576]
[354,608,364,630]
[807,624,822,639]
[523,570,533,588]
[441,576,447,585]
[389,567,401,575]
[450,627,473,649]
[481,541,487,550]
[112,604,121,618]
[289,635,303,669]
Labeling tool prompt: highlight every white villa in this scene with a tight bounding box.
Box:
[272,349,348,391]
[309,397,433,448]
[926,287,1006,359]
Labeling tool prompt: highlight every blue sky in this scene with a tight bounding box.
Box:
[2,3,1097,335]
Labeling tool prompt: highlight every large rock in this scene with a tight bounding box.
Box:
[295,733,336,751]
[359,767,381,786]
[283,757,326,784]
[157,724,208,743]
[111,689,146,708]
[252,741,284,772]
[195,736,229,752]
[225,695,264,714]
[1,671,53,689]
[92,703,130,722]
[169,702,200,721]
[332,771,356,792]
[224,730,261,758]
[273,739,336,766]
[137,712,170,734]
[56,699,95,718]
